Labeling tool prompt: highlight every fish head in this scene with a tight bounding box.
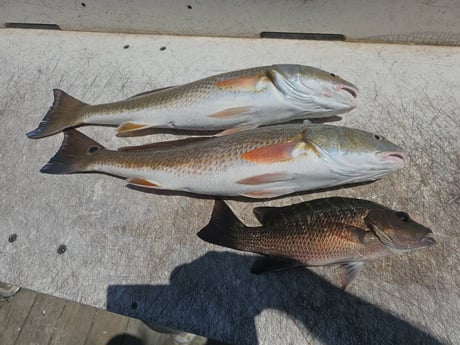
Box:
[268,64,358,115]
[302,125,406,182]
[364,208,436,253]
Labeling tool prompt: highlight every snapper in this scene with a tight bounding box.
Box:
[198,197,436,289]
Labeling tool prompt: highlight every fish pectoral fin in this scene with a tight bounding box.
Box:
[241,141,299,163]
[215,74,270,91]
[215,123,258,136]
[127,177,161,189]
[208,106,256,119]
[237,172,296,185]
[251,256,303,274]
[339,261,364,290]
[237,171,298,197]
[116,122,154,135]
[240,186,296,199]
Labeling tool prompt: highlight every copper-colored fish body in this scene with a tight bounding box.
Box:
[27,65,358,139]
[197,197,435,288]
[40,123,404,199]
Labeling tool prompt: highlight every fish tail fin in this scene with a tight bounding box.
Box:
[197,200,247,250]
[27,89,88,139]
[40,129,106,174]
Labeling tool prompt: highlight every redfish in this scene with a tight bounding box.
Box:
[40,123,403,199]
[27,65,357,139]
[198,198,436,288]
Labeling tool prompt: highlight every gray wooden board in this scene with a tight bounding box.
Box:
[14,292,67,345]
[49,299,97,345]
[83,309,129,345]
[0,289,37,345]
[0,29,458,345]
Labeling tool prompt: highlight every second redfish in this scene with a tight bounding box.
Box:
[40,123,404,199]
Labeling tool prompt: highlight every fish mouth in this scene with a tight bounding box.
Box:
[421,233,436,247]
[382,152,406,162]
[340,85,358,99]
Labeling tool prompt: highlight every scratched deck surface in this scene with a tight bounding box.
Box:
[0,29,458,345]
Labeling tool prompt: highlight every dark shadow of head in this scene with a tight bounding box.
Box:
[107,251,444,345]
[106,334,143,345]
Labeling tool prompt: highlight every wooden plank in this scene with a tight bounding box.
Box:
[14,292,66,345]
[83,309,129,345]
[124,318,173,345]
[49,301,97,345]
[0,289,37,345]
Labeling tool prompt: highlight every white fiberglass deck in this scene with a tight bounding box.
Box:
[0,29,458,345]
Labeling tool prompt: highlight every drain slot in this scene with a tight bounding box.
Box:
[4,23,61,30]
[260,32,345,41]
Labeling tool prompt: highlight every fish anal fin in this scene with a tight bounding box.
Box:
[208,106,255,119]
[251,256,303,274]
[215,123,258,136]
[339,262,364,290]
[241,142,298,164]
[215,75,269,91]
[237,172,296,185]
[240,187,296,199]
[116,122,153,135]
[127,177,161,188]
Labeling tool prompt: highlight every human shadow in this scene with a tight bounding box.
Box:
[106,251,444,345]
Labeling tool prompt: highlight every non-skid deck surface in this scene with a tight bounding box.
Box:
[0,29,458,345]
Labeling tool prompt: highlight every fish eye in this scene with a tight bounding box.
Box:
[88,146,99,153]
[330,73,337,77]
[396,212,410,222]
[374,134,382,140]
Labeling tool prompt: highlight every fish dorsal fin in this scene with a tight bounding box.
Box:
[253,205,283,225]
[118,137,212,152]
[126,86,176,99]
[251,256,303,274]
[339,261,364,290]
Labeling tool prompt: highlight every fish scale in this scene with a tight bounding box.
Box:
[198,197,435,288]
[27,64,358,139]
[40,123,405,199]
